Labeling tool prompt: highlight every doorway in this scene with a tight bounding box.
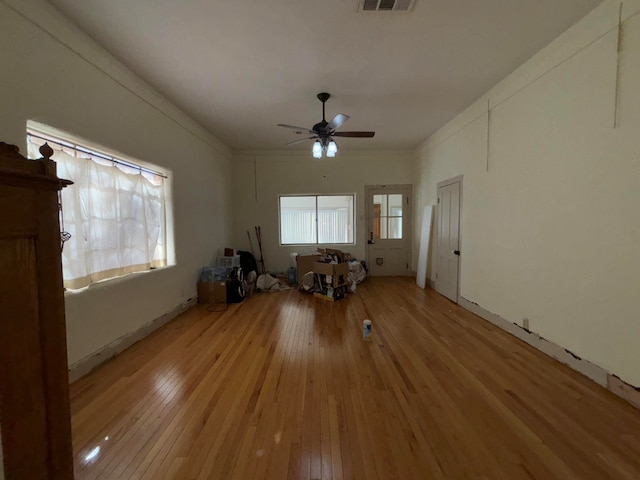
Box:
[365,184,412,276]
[435,176,462,302]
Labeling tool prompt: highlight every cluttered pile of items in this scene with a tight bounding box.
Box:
[295,248,368,301]
[197,222,367,305]
[198,243,293,306]
[197,249,259,305]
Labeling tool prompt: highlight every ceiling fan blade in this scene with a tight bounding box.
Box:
[333,131,375,138]
[285,136,317,146]
[329,113,350,131]
[277,124,315,134]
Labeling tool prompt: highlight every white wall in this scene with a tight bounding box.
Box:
[1,1,233,365]
[232,151,415,272]
[414,0,640,387]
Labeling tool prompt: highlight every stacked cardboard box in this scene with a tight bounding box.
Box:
[296,253,322,286]
[312,263,349,301]
[197,266,229,304]
[295,248,352,300]
[311,261,349,288]
[197,280,227,304]
[295,248,351,301]
[317,248,351,263]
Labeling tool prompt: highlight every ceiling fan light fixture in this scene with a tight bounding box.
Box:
[312,140,322,158]
[278,92,375,157]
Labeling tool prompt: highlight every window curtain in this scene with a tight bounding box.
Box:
[280,208,349,244]
[28,139,166,290]
[318,209,348,243]
[280,209,316,244]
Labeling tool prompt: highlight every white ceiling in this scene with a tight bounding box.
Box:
[49,0,601,152]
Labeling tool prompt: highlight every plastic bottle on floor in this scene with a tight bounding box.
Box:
[363,319,372,341]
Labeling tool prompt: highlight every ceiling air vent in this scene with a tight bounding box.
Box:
[359,0,415,12]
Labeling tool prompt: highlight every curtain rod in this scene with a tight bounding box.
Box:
[27,132,168,179]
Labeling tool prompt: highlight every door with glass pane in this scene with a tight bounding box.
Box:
[365,185,411,276]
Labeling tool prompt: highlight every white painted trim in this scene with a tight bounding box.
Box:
[459,296,607,385]
[364,184,413,275]
[3,0,231,158]
[436,175,464,190]
[234,148,415,158]
[458,296,640,409]
[68,297,197,382]
[417,2,640,157]
[608,375,640,409]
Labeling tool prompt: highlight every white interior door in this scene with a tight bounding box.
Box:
[366,185,411,276]
[436,179,461,302]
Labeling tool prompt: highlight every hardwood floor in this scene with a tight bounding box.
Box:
[70,277,640,479]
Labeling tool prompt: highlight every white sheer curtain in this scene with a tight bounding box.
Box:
[280,209,317,244]
[28,137,166,290]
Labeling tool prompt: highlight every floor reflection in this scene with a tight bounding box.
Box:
[80,435,110,465]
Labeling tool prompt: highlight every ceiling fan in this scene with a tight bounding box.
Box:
[277,93,375,157]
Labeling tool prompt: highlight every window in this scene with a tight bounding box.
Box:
[373,193,403,239]
[27,127,170,290]
[279,195,354,245]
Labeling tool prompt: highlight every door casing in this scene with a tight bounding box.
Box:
[435,176,463,302]
[365,184,412,276]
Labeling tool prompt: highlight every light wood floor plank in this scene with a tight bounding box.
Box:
[71,277,640,479]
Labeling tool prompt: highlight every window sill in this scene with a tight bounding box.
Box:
[64,264,175,295]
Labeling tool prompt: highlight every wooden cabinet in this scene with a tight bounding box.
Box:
[0,142,74,479]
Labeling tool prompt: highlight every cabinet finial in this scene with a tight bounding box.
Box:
[39,142,54,160]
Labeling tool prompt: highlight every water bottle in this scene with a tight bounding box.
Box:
[287,266,296,284]
[288,253,298,285]
[362,319,372,341]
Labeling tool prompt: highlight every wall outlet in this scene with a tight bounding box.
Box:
[522,317,530,331]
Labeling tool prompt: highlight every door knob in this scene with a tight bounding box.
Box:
[452,250,460,255]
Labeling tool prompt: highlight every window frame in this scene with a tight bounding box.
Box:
[26,123,173,290]
[278,193,356,246]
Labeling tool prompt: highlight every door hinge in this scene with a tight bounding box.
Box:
[437,197,441,204]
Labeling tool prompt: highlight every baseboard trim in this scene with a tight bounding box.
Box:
[427,278,436,289]
[607,374,640,409]
[68,297,197,383]
[458,296,640,409]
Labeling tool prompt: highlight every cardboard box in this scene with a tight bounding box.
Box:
[312,261,349,287]
[296,254,322,285]
[313,285,348,302]
[213,282,227,303]
[313,292,336,302]
[197,280,227,304]
[317,248,352,263]
[311,261,333,276]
